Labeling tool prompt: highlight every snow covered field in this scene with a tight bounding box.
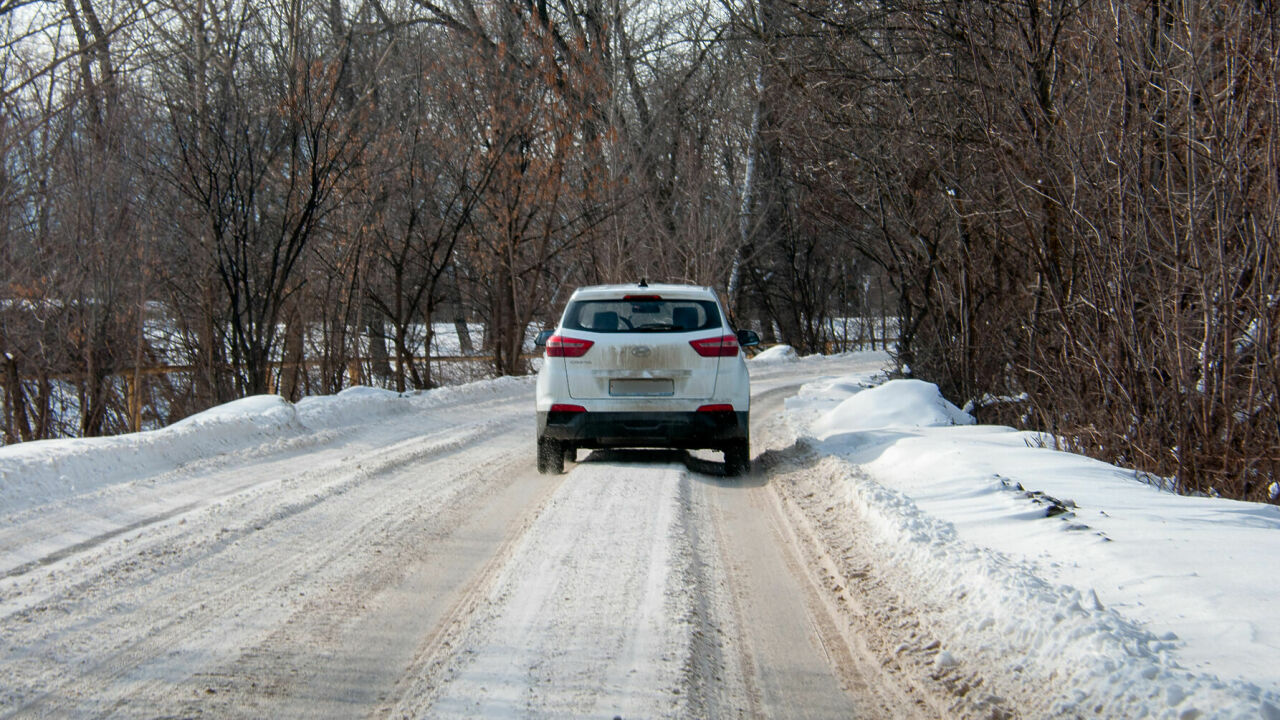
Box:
[1,350,1277,717]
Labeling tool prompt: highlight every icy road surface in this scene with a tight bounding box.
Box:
[0,354,978,718]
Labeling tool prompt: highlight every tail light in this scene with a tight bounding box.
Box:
[545,335,594,358]
[550,403,587,413]
[689,334,740,357]
[697,404,735,412]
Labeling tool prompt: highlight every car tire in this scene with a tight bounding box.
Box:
[723,437,750,477]
[563,445,577,464]
[537,436,564,474]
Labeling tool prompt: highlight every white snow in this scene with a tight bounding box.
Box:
[786,373,1280,718]
[0,375,530,517]
[420,459,697,718]
[3,356,1279,717]
[809,377,974,436]
[749,344,800,363]
[0,395,307,517]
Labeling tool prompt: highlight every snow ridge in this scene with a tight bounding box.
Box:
[787,377,1280,719]
[0,375,534,517]
[828,454,1276,717]
[0,396,308,516]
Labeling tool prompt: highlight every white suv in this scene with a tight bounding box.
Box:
[535,283,759,475]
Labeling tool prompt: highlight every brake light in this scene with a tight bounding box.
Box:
[697,404,735,412]
[545,335,594,357]
[550,403,587,413]
[623,294,662,300]
[689,334,740,357]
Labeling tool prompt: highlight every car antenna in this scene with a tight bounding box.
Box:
[638,278,648,288]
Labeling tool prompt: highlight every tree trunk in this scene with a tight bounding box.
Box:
[365,304,392,385]
[280,309,306,400]
[449,266,473,354]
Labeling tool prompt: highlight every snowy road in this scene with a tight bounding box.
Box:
[6,353,1278,719]
[0,356,959,718]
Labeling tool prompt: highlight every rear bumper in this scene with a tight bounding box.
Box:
[537,409,748,449]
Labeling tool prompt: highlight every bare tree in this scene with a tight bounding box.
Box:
[157,0,370,396]
[359,41,497,390]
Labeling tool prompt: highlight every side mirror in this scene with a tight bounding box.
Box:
[534,330,554,347]
[736,329,760,348]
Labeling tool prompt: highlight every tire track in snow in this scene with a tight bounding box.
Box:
[0,415,503,619]
[398,452,739,718]
[0,419,496,584]
[0,384,531,580]
[181,450,564,719]
[698,369,938,719]
[0,408,528,718]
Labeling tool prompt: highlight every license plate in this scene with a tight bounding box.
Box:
[608,379,674,397]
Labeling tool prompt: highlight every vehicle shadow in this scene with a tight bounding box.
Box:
[576,448,769,488]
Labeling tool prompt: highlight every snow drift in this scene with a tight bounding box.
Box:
[787,373,1280,718]
[810,378,974,437]
[0,376,532,517]
[0,396,307,516]
[749,344,800,363]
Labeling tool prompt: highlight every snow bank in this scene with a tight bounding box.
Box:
[0,396,307,516]
[0,376,533,517]
[295,385,411,429]
[170,395,304,438]
[749,344,800,363]
[294,375,532,430]
[788,373,1280,718]
[810,378,973,437]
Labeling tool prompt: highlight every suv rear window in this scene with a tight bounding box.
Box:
[562,299,721,333]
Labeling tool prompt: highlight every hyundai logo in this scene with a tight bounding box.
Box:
[630,345,652,357]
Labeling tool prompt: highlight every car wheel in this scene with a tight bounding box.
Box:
[563,445,577,464]
[723,438,750,477]
[537,436,564,474]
